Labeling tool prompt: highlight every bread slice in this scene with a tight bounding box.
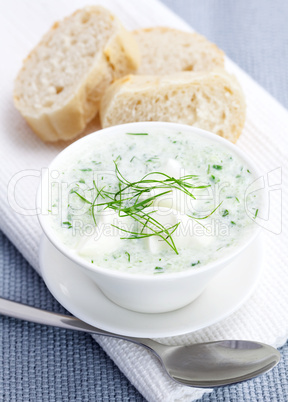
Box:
[133,27,225,75]
[14,6,140,142]
[100,71,246,143]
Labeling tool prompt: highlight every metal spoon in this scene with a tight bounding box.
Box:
[0,297,280,388]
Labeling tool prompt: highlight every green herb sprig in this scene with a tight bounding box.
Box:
[71,161,220,254]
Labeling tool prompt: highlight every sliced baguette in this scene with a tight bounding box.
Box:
[14,6,140,142]
[100,71,246,143]
[133,27,225,75]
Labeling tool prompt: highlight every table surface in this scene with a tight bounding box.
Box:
[1,1,288,401]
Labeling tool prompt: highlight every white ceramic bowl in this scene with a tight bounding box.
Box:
[37,122,262,314]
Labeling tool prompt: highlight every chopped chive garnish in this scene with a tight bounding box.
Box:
[154,266,164,273]
[222,209,229,217]
[80,168,92,172]
[207,164,210,174]
[146,156,159,163]
[236,174,241,178]
[62,221,72,228]
[92,161,101,165]
[125,251,131,262]
[212,165,222,170]
[254,209,259,219]
[130,156,136,163]
[226,196,233,199]
[247,169,251,173]
[191,260,200,267]
[231,221,236,225]
[235,197,240,203]
[126,132,148,135]
[79,179,85,184]
[210,175,220,183]
[91,260,94,263]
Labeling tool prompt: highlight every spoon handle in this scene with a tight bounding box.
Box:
[0,296,169,357]
[0,296,127,338]
[0,297,281,388]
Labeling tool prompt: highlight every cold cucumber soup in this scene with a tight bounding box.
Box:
[47,127,260,275]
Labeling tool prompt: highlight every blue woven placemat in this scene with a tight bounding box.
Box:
[1,1,288,401]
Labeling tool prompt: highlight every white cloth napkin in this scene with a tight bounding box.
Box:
[1,0,287,401]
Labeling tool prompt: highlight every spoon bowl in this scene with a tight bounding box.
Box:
[150,340,280,387]
[0,297,281,388]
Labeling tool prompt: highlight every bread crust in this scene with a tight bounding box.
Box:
[13,6,140,142]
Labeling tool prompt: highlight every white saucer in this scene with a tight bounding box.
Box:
[39,235,263,338]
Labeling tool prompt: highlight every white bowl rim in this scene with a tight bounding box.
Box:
[37,121,262,281]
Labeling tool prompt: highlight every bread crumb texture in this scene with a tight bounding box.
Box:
[14,6,140,141]
[133,27,225,75]
[100,71,246,143]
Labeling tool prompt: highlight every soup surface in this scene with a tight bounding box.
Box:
[47,128,260,274]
